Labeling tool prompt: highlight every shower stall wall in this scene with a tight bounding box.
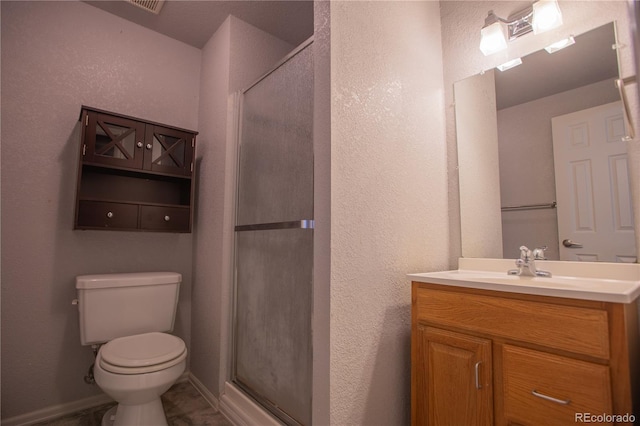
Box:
[233,39,314,426]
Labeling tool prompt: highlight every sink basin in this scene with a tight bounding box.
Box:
[408,258,640,303]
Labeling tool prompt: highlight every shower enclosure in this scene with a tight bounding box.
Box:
[232,39,314,426]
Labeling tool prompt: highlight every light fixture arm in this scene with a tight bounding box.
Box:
[485,9,534,27]
[484,7,535,41]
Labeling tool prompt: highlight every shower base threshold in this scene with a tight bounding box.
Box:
[219,381,283,426]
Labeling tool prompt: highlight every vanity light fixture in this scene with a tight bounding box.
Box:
[479,0,564,56]
[496,58,523,72]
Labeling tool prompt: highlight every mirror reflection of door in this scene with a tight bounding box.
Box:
[552,101,637,262]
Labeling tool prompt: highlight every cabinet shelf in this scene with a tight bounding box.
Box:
[77,197,190,209]
[74,107,197,233]
[81,161,193,180]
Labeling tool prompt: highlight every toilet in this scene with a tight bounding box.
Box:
[75,272,187,426]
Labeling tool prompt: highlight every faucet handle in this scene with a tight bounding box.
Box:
[532,246,548,260]
[518,245,531,260]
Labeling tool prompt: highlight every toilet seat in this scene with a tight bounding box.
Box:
[100,332,186,375]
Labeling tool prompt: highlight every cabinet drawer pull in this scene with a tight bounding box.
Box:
[137,141,143,148]
[474,361,482,389]
[531,390,571,405]
[164,215,171,222]
[106,211,114,219]
[146,143,152,150]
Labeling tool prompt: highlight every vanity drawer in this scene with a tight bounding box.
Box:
[414,286,610,358]
[139,205,190,232]
[501,344,612,425]
[77,200,138,230]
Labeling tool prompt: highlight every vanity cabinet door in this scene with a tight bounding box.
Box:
[413,326,493,426]
[501,344,612,426]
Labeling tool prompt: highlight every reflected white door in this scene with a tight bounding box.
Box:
[552,101,636,262]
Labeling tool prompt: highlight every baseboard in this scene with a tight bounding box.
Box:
[218,381,282,426]
[187,372,219,410]
[0,392,113,426]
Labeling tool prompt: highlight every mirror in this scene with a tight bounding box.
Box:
[455,22,638,262]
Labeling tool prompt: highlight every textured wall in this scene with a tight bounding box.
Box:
[191,16,232,400]
[441,0,640,265]
[191,15,293,397]
[330,1,448,424]
[1,1,200,419]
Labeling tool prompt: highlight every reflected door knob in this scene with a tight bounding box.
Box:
[562,239,583,248]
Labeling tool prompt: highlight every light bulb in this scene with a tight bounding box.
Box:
[480,21,508,56]
[532,0,563,34]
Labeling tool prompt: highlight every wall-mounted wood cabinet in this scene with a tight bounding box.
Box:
[74,106,197,232]
[411,282,639,425]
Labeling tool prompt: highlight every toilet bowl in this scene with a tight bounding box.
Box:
[93,332,187,426]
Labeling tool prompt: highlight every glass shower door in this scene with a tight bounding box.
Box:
[233,41,313,426]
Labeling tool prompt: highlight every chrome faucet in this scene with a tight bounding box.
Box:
[508,246,552,277]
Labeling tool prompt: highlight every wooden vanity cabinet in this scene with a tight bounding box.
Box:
[411,282,639,426]
[74,107,197,232]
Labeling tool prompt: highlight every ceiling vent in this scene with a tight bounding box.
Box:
[127,0,165,14]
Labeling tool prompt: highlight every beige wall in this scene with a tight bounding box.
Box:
[330,1,448,423]
[1,1,200,419]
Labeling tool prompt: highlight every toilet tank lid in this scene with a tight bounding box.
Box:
[76,272,182,289]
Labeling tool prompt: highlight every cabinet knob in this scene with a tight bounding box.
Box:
[146,143,152,150]
[137,141,143,148]
[164,215,171,222]
[106,211,114,219]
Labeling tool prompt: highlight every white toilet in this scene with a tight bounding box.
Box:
[75,272,187,426]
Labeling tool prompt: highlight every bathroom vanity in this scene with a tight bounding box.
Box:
[74,106,197,232]
[410,259,640,425]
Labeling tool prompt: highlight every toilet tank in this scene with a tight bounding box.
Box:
[76,272,181,345]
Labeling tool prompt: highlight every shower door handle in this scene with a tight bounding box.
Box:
[235,220,314,232]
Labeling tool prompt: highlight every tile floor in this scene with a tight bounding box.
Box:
[32,381,233,426]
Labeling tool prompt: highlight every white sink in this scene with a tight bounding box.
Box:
[408,258,640,303]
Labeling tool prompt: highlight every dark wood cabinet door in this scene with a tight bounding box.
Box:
[143,125,194,176]
[84,111,145,170]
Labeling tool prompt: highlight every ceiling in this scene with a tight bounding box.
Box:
[85,0,314,49]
